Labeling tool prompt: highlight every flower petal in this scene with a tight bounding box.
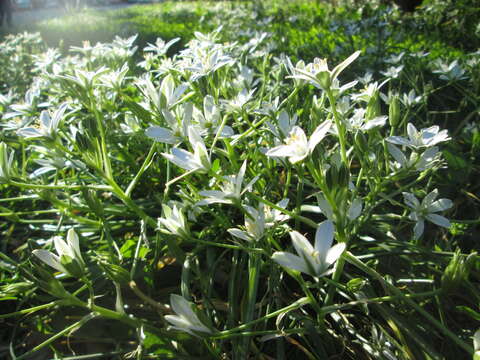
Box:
[227,228,252,242]
[347,198,363,221]
[425,214,451,228]
[427,198,453,212]
[308,120,332,153]
[146,126,178,144]
[33,250,64,273]
[66,229,82,260]
[290,231,314,258]
[403,192,420,209]
[272,252,310,274]
[413,220,424,240]
[54,236,74,258]
[170,294,196,320]
[325,242,346,266]
[314,220,334,256]
[265,144,296,158]
[386,136,411,146]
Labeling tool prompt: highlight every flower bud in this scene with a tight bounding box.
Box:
[354,131,368,154]
[389,94,400,128]
[365,92,381,120]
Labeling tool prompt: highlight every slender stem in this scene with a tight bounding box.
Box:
[129,280,169,314]
[0,301,60,319]
[126,143,156,197]
[10,180,111,191]
[326,90,348,165]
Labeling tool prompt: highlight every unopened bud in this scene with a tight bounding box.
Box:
[389,94,400,128]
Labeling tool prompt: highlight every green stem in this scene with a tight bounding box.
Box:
[10,180,111,191]
[326,90,348,165]
[0,301,60,319]
[125,143,156,197]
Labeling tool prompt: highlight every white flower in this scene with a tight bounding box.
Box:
[33,228,85,278]
[344,108,387,132]
[264,199,290,227]
[158,204,189,239]
[387,123,450,149]
[144,37,180,56]
[193,95,233,137]
[146,103,193,144]
[162,126,211,172]
[266,121,332,164]
[387,143,440,171]
[165,294,214,336]
[198,161,258,205]
[403,190,453,239]
[289,51,361,90]
[266,110,298,140]
[272,220,345,278]
[17,103,68,139]
[228,204,266,242]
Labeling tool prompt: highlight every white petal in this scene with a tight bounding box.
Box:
[164,314,193,330]
[163,149,198,171]
[386,136,411,146]
[289,154,308,164]
[67,228,83,263]
[199,190,228,200]
[413,220,424,240]
[146,126,178,144]
[227,228,252,241]
[290,231,314,258]
[40,111,51,129]
[265,145,296,158]
[325,242,346,267]
[17,127,43,138]
[425,214,451,228]
[363,116,387,130]
[314,220,334,256]
[407,123,418,142]
[272,252,310,274]
[188,126,205,150]
[316,194,334,220]
[235,160,247,195]
[427,198,453,212]
[403,192,420,209]
[308,120,332,152]
[54,236,74,258]
[170,294,197,320]
[33,250,64,273]
[347,198,363,221]
[331,51,361,80]
[422,189,439,208]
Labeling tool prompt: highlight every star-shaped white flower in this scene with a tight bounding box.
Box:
[272,221,345,278]
[266,121,332,164]
[403,189,453,239]
[387,123,450,149]
[165,294,214,336]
